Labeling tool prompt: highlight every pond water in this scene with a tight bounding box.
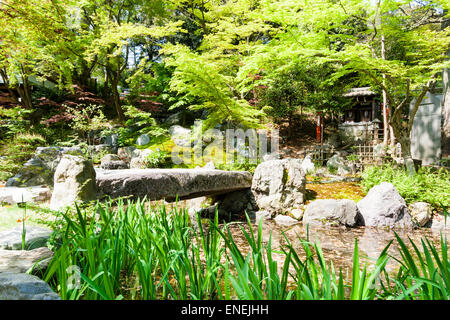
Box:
[226,220,450,279]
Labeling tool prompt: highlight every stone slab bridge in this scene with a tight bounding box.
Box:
[95,169,253,201]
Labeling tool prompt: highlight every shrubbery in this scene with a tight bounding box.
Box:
[0,133,46,182]
[361,165,449,208]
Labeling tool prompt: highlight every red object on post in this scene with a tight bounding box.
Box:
[316,112,322,143]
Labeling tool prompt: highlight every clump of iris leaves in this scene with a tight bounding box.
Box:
[39,199,449,300]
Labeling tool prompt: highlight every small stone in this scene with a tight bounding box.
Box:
[100,160,129,170]
[104,134,119,149]
[136,134,151,146]
[327,154,351,175]
[169,126,192,147]
[203,161,215,170]
[291,208,304,220]
[117,146,140,162]
[409,202,432,227]
[0,272,60,300]
[100,154,121,163]
[255,210,272,223]
[274,215,299,227]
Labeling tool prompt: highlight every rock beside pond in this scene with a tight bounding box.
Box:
[357,182,414,229]
[0,247,53,274]
[409,202,432,227]
[303,199,361,227]
[290,208,305,221]
[0,227,52,250]
[0,186,51,205]
[274,215,299,227]
[255,210,272,223]
[430,215,450,231]
[0,272,60,300]
[50,155,97,210]
[251,159,306,214]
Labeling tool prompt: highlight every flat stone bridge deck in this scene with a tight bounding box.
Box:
[96,168,253,201]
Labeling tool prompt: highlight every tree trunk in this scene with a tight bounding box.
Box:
[17,79,33,109]
[398,134,416,175]
[111,81,124,122]
[389,112,396,148]
[381,35,389,145]
[288,111,293,139]
[105,65,124,122]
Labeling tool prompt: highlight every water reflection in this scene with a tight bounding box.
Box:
[227,220,450,276]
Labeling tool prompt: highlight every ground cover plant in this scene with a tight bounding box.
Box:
[40,199,450,300]
[361,165,449,208]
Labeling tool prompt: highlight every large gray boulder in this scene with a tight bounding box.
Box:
[0,186,51,205]
[6,146,83,187]
[0,272,60,300]
[274,215,299,227]
[357,182,414,229]
[0,227,52,250]
[97,168,252,201]
[0,247,53,274]
[50,155,97,210]
[303,199,361,227]
[251,159,306,214]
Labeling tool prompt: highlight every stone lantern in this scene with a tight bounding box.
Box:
[372,118,381,144]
